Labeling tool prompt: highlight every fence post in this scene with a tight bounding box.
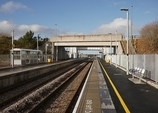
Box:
[155,54,158,83]
[144,54,146,70]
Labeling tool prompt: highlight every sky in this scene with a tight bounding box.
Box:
[0,0,158,39]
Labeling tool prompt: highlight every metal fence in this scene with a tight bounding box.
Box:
[0,54,53,66]
[1,54,157,82]
[111,54,158,83]
[0,54,10,66]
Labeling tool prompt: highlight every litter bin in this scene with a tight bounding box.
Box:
[47,58,51,62]
[105,59,110,63]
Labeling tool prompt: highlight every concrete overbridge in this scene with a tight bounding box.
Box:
[50,34,124,61]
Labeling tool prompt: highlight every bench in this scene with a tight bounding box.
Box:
[129,67,147,83]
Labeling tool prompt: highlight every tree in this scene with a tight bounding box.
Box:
[18,30,36,49]
[0,34,12,54]
[140,20,158,52]
[0,31,50,54]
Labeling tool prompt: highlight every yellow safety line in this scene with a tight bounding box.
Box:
[99,61,130,113]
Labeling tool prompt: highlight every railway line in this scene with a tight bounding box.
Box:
[1,58,158,113]
[0,59,92,113]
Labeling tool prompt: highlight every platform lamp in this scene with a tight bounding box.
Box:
[11,29,14,68]
[45,43,49,62]
[37,34,40,50]
[55,24,57,36]
[120,8,129,75]
[115,31,118,68]
[108,33,112,64]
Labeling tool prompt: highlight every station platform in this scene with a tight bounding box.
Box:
[74,59,158,113]
[0,61,71,90]
[0,63,50,77]
[73,60,116,113]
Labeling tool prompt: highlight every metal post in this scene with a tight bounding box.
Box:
[55,24,57,36]
[72,47,74,58]
[37,34,39,50]
[52,42,54,62]
[121,8,129,75]
[37,34,40,64]
[56,46,58,61]
[45,43,48,62]
[131,6,135,78]
[127,10,129,75]
[11,29,14,68]
[131,6,133,40]
[110,33,112,64]
[116,31,118,68]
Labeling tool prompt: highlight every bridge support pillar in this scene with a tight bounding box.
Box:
[51,42,55,62]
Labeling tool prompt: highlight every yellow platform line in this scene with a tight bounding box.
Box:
[99,61,130,113]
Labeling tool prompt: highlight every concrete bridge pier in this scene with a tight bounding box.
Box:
[69,47,77,58]
[52,43,67,61]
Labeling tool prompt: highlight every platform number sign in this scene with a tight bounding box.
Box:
[85,99,93,113]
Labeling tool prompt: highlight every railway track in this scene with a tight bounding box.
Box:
[37,61,92,113]
[0,61,81,111]
[1,59,92,113]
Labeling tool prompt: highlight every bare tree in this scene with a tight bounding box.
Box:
[140,20,158,52]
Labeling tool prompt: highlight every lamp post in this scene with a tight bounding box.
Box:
[56,46,58,61]
[11,29,14,68]
[55,24,57,61]
[131,5,135,79]
[37,34,40,50]
[110,34,112,55]
[109,33,112,64]
[131,6,133,39]
[55,24,57,36]
[121,8,129,75]
[45,43,48,62]
[115,31,118,68]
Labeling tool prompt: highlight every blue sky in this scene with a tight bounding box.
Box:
[0,0,158,38]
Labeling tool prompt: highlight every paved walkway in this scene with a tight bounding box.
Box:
[73,60,116,113]
[74,59,158,113]
[100,59,158,113]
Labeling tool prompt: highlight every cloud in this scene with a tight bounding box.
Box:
[0,1,28,13]
[113,1,126,6]
[59,31,83,36]
[0,20,56,38]
[0,18,141,39]
[0,20,84,39]
[0,20,16,32]
[144,11,150,14]
[92,18,141,35]
[18,24,49,33]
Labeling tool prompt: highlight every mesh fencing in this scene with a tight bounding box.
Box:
[0,54,53,67]
[1,54,157,82]
[111,54,158,83]
[0,54,10,66]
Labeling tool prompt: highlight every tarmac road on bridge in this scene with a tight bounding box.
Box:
[100,59,158,113]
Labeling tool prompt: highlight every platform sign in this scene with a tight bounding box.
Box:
[85,99,93,113]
